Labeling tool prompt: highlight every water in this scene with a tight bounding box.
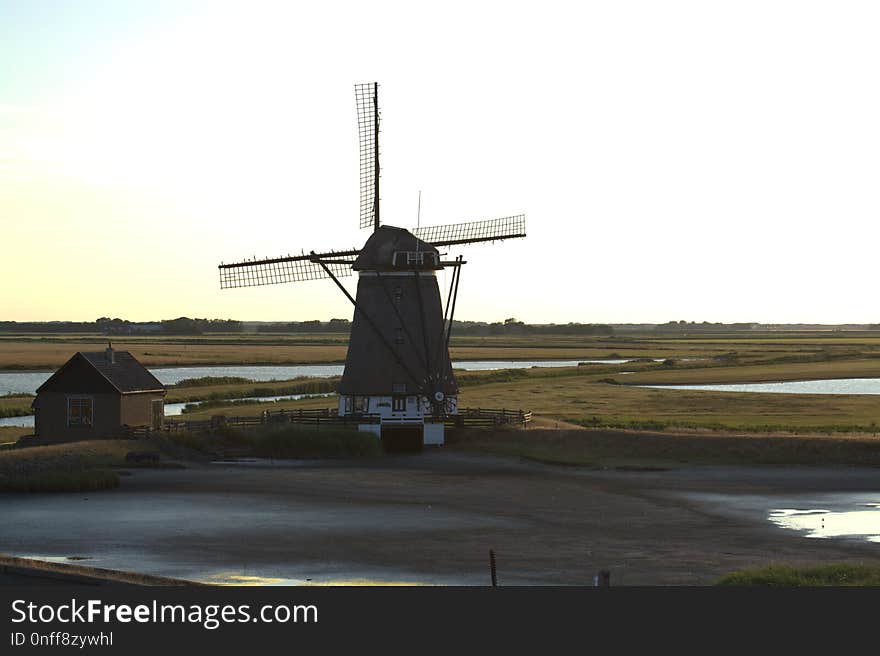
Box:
[0,372,53,396]
[164,392,335,417]
[0,358,646,427]
[683,490,880,546]
[641,378,880,395]
[0,359,640,396]
[0,415,33,428]
[770,504,880,542]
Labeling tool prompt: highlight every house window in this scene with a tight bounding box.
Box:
[343,396,353,413]
[354,396,369,413]
[67,397,93,427]
[392,396,406,412]
[391,382,407,394]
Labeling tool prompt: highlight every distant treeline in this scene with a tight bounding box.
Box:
[653,321,758,333]
[0,316,612,336]
[451,319,614,336]
[0,317,242,335]
[257,319,352,333]
[256,319,614,335]
[4,318,879,336]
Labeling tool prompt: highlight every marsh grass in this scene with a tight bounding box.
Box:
[166,378,337,403]
[448,426,880,468]
[0,438,186,493]
[0,395,34,418]
[165,425,381,458]
[717,564,880,586]
[172,376,254,387]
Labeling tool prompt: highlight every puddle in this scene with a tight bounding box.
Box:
[19,555,94,563]
[769,503,880,542]
[202,572,424,586]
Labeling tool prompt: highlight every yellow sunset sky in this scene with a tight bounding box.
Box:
[2,1,879,323]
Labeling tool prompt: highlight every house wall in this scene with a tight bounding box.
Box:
[34,392,120,440]
[120,392,164,428]
[338,395,458,419]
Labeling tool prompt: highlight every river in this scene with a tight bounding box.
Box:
[0,359,642,396]
[640,378,880,395]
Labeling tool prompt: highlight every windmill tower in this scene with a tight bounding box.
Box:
[218,83,525,448]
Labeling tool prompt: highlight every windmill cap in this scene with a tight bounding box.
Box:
[353,225,440,271]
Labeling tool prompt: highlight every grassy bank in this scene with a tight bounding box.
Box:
[448,426,880,468]
[0,426,30,444]
[0,438,187,493]
[456,373,880,433]
[165,425,382,458]
[717,563,880,586]
[0,395,34,418]
[166,376,337,403]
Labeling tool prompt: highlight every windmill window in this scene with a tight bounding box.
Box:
[392,396,406,412]
[393,287,403,302]
[393,251,438,268]
[67,397,93,427]
[391,382,407,394]
[394,328,404,344]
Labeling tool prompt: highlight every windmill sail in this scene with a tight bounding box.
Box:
[218,249,359,289]
[355,82,379,231]
[413,214,526,247]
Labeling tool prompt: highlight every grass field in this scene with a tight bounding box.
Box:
[7,329,880,442]
[6,329,880,370]
[169,362,880,434]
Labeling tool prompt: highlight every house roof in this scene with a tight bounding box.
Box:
[36,350,165,395]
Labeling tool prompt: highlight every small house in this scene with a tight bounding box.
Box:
[32,346,166,441]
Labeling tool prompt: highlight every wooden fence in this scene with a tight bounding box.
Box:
[123,406,530,438]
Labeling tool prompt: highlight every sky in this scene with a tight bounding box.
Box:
[1,1,879,324]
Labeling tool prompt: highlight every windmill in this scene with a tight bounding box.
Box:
[218,83,526,448]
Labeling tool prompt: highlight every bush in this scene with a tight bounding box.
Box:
[172,376,254,388]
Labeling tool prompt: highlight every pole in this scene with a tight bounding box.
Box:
[489,549,498,587]
[373,82,380,231]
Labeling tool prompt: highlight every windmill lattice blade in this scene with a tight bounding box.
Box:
[218,250,358,289]
[413,214,527,247]
[355,82,378,230]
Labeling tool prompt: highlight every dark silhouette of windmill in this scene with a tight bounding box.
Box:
[218,83,525,447]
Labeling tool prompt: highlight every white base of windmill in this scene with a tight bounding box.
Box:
[339,394,458,446]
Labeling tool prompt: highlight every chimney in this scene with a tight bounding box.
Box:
[106,341,114,364]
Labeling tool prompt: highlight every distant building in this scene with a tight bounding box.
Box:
[32,346,165,441]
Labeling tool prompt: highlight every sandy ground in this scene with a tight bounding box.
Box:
[2,452,880,585]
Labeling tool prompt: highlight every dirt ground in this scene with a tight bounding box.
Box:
[3,451,880,585]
